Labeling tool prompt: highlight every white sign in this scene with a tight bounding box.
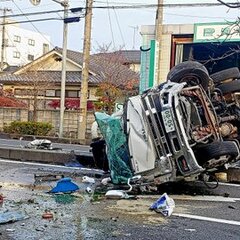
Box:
[194,22,240,43]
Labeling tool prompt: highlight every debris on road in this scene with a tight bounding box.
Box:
[86,187,93,194]
[42,211,54,220]
[34,173,64,182]
[0,211,29,224]
[48,177,79,193]
[149,193,175,217]
[105,190,130,199]
[101,177,111,185]
[82,176,95,184]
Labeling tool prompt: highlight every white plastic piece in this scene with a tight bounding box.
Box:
[82,176,95,184]
[150,193,175,217]
[101,177,111,185]
[105,190,129,199]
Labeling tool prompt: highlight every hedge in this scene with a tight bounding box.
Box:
[3,121,53,136]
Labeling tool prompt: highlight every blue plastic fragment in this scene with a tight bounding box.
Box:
[149,194,167,210]
[49,177,79,193]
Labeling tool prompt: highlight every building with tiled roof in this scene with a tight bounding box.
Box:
[0,47,139,111]
[93,49,141,73]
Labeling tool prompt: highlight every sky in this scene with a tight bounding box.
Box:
[1,0,240,53]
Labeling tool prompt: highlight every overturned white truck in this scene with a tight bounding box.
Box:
[93,61,240,186]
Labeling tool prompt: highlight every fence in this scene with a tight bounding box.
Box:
[0,107,95,140]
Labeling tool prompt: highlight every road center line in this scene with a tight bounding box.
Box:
[173,213,240,226]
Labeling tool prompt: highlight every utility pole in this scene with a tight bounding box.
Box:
[59,0,69,138]
[0,8,11,72]
[78,0,93,141]
[155,0,163,84]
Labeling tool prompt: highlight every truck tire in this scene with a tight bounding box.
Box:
[217,79,240,94]
[167,61,210,90]
[195,141,239,163]
[210,67,240,85]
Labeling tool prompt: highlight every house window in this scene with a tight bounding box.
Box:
[28,54,34,61]
[66,90,78,98]
[14,89,27,96]
[55,90,61,97]
[28,39,35,46]
[43,43,49,54]
[14,35,21,43]
[46,90,55,97]
[13,51,20,58]
[38,90,45,96]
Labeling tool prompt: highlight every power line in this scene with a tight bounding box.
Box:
[106,0,115,48]
[12,1,54,48]
[217,0,240,8]
[0,17,62,25]
[0,7,83,19]
[113,8,126,49]
[0,2,238,21]
[91,2,240,9]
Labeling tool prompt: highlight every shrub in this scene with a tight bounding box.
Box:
[3,121,53,136]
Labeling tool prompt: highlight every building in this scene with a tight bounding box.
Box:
[1,21,51,68]
[0,47,139,137]
[140,23,240,89]
[93,50,141,73]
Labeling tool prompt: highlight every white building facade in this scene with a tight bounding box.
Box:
[1,22,51,67]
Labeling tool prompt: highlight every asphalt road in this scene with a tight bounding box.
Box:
[0,138,91,154]
[0,159,239,240]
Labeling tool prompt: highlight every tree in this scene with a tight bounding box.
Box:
[16,71,55,122]
[0,85,26,108]
[92,47,139,114]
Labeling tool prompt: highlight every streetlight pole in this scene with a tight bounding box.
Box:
[59,0,69,138]
[29,0,69,137]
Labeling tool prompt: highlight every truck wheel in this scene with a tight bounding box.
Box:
[167,61,210,90]
[210,67,240,85]
[217,79,240,94]
[195,141,239,163]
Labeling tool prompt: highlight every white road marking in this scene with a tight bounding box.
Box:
[171,195,240,202]
[217,182,240,187]
[173,213,240,226]
[0,159,103,173]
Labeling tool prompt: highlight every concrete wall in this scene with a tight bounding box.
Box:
[0,107,95,140]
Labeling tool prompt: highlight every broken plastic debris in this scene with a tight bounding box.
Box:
[0,211,29,224]
[86,187,93,194]
[149,193,175,217]
[49,178,79,193]
[82,176,95,184]
[105,190,129,199]
[42,211,54,220]
[101,177,111,185]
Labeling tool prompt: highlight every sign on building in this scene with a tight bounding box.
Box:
[194,22,240,43]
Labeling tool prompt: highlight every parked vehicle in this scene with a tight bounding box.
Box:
[93,61,240,186]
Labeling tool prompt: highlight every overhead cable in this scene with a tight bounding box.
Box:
[91,3,240,9]
[217,0,240,8]
[12,1,54,47]
[0,7,82,19]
